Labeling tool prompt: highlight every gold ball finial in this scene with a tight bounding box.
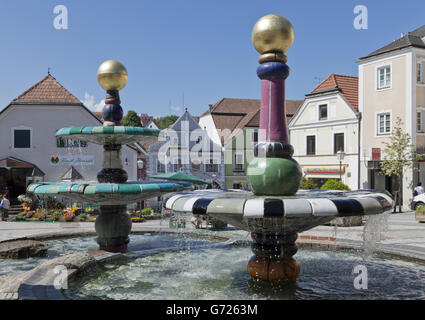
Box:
[97,60,128,91]
[252,14,294,54]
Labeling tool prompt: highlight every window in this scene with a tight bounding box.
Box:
[319,105,327,120]
[56,137,87,148]
[233,183,241,189]
[334,133,344,154]
[377,113,391,135]
[157,160,165,173]
[306,136,316,155]
[13,129,31,148]
[417,61,425,84]
[234,153,244,172]
[205,158,218,172]
[173,159,182,172]
[418,111,424,133]
[253,131,258,144]
[377,65,391,89]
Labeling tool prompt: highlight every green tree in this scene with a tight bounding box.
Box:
[122,110,142,127]
[380,117,420,207]
[156,115,179,129]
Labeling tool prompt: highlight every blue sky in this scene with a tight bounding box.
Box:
[0,0,424,117]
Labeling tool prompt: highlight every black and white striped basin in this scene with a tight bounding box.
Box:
[165,189,394,235]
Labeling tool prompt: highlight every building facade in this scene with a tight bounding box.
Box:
[358,24,425,208]
[146,109,223,209]
[289,74,360,190]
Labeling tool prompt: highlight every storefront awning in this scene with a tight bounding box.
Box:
[0,157,45,176]
[303,166,345,175]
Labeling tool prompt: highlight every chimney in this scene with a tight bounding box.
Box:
[209,104,213,110]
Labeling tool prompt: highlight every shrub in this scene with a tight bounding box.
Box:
[416,205,425,213]
[33,210,47,221]
[85,207,95,215]
[16,212,27,221]
[45,197,66,210]
[320,179,351,191]
[78,214,88,222]
[300,177,317,190]
[48,212,61,222]
[141,208,153,215]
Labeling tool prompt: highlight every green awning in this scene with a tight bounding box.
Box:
[149,171,210,185]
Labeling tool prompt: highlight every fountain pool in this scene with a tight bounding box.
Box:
[48,234,425,300]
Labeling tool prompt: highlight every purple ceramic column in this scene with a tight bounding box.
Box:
[259,78,288,143]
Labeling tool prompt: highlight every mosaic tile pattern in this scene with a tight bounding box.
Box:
[56,126,160,145]
[28,182,193,205]
[164,189,394,234]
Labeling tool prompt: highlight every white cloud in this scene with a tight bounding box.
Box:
[82,92,104,112]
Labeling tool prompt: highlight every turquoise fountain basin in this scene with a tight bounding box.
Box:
[27,181,193,205]
[56,126,160,145]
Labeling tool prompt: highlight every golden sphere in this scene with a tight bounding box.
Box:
[252,14,294,54]
[97,60,128,91]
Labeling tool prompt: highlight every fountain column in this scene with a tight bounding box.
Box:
[94,60,132,253]
[246,14,302,282]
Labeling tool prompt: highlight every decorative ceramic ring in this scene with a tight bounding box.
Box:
[258,52,288,64]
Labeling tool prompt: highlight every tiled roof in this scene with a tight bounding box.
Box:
[204,98,303,146]
[310,74,358,110]
[61,166,83,181]
[359,24,425,60]
[12,74,81,104]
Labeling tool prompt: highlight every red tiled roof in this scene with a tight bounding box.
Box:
[310,74,358,110]
[204,98,303,146]
[12,74,81,104]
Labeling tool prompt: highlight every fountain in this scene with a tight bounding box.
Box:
[26,60,192,253]
[164,14,393,283]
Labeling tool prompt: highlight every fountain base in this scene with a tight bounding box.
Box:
[95,205,132,253]
[248,232,300,282]
[248,256,300,283]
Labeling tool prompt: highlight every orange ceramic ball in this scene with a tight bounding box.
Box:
[248,256,300,283]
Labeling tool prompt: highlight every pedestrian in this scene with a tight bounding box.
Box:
[414,182,424,196]
[0,194,10,221]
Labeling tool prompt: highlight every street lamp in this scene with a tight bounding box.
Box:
[336,150,345,182]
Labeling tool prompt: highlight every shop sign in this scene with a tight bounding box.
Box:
[50,155,94,166]
[304,166,345,174]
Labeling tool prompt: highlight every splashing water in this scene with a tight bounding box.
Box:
[361,212,389,260]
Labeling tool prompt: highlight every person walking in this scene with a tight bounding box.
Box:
[0,194,10,221]
[414,182,425,196]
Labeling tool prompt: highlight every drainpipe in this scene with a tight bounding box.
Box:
[357,112,362,190]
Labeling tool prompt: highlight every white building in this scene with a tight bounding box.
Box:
[289,74,360,190]
[358,24,425,208]
[0,74,137,201]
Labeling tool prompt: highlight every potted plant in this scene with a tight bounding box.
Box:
[64,211,75,222]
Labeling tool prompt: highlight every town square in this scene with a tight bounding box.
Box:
[0,0,425,311]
